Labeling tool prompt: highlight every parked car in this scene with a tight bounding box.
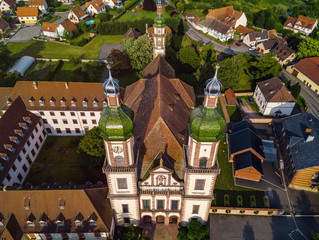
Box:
[248,97,254,103]
[237,98,243,105]
[235,43,241,46]
[249,46,256,51]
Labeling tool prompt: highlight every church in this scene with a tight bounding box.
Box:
[99,0,226,226]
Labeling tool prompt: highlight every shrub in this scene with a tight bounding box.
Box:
[240,210,245,214]
[30,162,44,174]
[224,194,230,206]
[225,209,231,214]
[250,195,257,208]
[237,195,243,207]
[254,210,259,215]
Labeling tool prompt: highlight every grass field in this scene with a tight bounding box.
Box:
[117,6,170,21]
[25,136,106,185]
[7,35,123,59]
[226,105,242,123]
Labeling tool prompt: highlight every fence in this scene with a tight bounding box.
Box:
[35,58,108,63]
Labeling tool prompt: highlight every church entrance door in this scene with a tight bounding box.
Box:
[156,216,165,224]
[143,216,152,224]
[169,216,178,224]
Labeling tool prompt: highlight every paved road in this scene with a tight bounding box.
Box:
[281,70,319,118]
[6,25,41,43]
[185,21,261,56]
[53,12,69,24]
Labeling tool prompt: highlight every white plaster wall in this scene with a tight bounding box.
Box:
[184,173,216,196]
[181,198,211,224]
[140,195,182,211]
[31,110,101,136]
[235,13,247,28]
[43,31,57,38]
[112,198,139,225]
[264,102,295,116]
[2,122,47,186]
[108,172,136,195]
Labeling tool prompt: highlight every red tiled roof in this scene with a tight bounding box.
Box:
[0,18,9,31]
[88,0,106,11]
[225,88,236,102]
[235,24,254,35]
[124,28,142,39]
[206,6,243,27]
[60,19,77,32]
[71,6,86,19]
[3,0,15,7]
[42,22,58,32]
[17,7,38,17]
[294,57,319,86]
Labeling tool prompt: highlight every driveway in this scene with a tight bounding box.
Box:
[53,12,69,24]
[209,214,319,240]
[6,25,41,42]
[281,70,319,118]
[239,99,262,118]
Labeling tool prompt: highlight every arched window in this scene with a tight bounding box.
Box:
[158,40,161,47]
[115,156,124,167]
[199,157,207,168]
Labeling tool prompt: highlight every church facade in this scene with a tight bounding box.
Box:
[99,0,226,226]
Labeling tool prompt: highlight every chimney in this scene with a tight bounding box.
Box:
[65,82,69,89]
[33,81,38,89]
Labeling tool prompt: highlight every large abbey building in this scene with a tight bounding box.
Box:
[99,0,226,226]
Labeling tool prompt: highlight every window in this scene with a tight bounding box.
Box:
[49,112,55,116]
[90,112,95,116]
[117,178,127,189]
[171,200,178,210]
[115,156,124,167]
[92,120,97,124]
[82,119,87,124]
[143,200,150,209]
[66,128,71,133]
[12,164,16,172]
[157,200,164,210]
[6,173,11,181]
[18,173,23,182]
[62,119,68,124]
[70,112,75,116]
[80,112,85,116]
[75,128,81,133]
[195,179,205,190]
[31,149,35,157]
[56,128,61,133]
[72,119,78,124]
[122,204,129,213]
[35,142,39,150]
[23,164,28,173]
[158,40,161,47]
[192,205,199,214]
[46,128,52,134]
[43,119,48,124]
[60,112,65,116]
[124,217,130,224]
[39,136,43,143]
[39,111,44,116]
[199,157,207,168]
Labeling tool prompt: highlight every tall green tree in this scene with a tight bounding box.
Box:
[177,46,201,70]
[297,37,319,59]
[177,220,210,240]
[108,49,131,75]
[123,34,153,78]
[290,82,301,99]
[0,42,10,75]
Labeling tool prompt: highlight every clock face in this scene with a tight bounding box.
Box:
[112,146,123,154]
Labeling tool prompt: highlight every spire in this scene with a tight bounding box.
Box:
[103,64,120,96]
[204,65,222,97]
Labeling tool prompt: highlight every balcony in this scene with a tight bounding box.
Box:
[185,165,220,174]
[139,189,184,195]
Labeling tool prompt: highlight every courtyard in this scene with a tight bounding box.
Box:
[24,136,105,185]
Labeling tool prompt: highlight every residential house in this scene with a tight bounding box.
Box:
[186,14,195,21]
[292,57,319,95]
[0,18,9,35]
[225,88,237,105]
[271,43,296,66]
[0,0,16,13]
[276,113,319,191]
[102,0,122,8]
[256,38,280,54]
[42,22,59,38]
[0,96,46,186]
[28,0,48,11]
[206,6,247,28]
[227,121,265,182]
[124,28,142,39]
[68,5,88,23]
[235,24,254,40]
[284,15,317,36]
[253,77,295,116]
[243,29,276,47]
[86,0,106,15]
[195,18,234,42]
[0,186,115,238]
[56,19,77,38]
[17,7,38,24]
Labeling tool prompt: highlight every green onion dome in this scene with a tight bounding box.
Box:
[99,104,134,141]
[189,105,226,142]
[154,14,165,28]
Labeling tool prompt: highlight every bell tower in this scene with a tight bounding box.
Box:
[99,65,140,226]
[153,0,166,58]
[181,65,226,225]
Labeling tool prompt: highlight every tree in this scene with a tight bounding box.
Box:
[123,34,153,78]
[78,127,105,165]
[177,220,210,240]
[143,0,156,11]
[297,37,319,59]
[108,49,131,74]
[273,4,287,16]
[312,232,319,240]
[95,12,112,22]
[77,22,87,33]
[176,2,184,13]
[178,46,201,70]
[290,82,301,99]
[62,30,72,40]
[0,42,10,75]
[121,226,149,240]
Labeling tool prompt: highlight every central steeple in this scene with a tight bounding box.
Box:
[152,0,166,59]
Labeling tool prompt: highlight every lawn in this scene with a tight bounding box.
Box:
[25,136,106,185]
[214,135,265,208]
[7,35,124,59]
[226,105,242,122]
[239,96,262,114]
[117,6,170,21]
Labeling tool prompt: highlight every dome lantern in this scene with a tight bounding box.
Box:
[103,64,120,96]
[204,65,222,97]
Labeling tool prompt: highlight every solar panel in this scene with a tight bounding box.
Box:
[262,140,278,162]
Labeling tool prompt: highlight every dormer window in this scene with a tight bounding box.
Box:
[19,122,28,130]
[26,213,36,226]
[74,212,84,226]
[24,197,30,210]
[4,144,15,152]
[39,96,45,106]
[93,98,98,107]
[0,153,9,161]
[7,98,12,106]
[23,117,32,124]
[58,198,65,210]
[56,212,65,227]
[60,97,66,107]
[82,98,88,107]
[39,212,49,226]
[71,97,76,107]
[29,97,35,106]
[50,97,56,107]
[14,129,24,137]
[9,136,20,144]
[103,99,107,107]
[88,212,98,226]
